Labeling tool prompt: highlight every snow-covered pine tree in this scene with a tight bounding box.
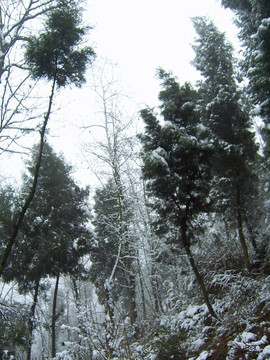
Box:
[91,179,128,311]
[192,17,259,271]
[2,142,92,358]
[221,0,270,157]
[139,69,217,318]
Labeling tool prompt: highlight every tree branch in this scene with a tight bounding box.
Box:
[0,75,56,276]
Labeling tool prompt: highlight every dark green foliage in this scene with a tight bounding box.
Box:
[193,17,258,220]
[221,0,270,155]
[219,1,270,271]
[0,187,23,275]
[155,333,186,360]
[139,72,213,241]
[90,178,129,304]
[221,0,252,11]
[157,68,199,128]
[0,186,18,244]
[0,0,95,279]
[2,143,92,290]
[25,3,95,87]
[192,18,235,89]
[139,72,218,320]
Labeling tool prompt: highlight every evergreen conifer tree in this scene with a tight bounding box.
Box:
[139,70,216,317]
[2,142,92,357]
[90,179,126,306]
[25,1,95,88]
[91,177,138,330]
[0,186,17,245]
[221,0,270,155]
[192,17,258,271]
[3,142,92,285]
[0,0,95,276]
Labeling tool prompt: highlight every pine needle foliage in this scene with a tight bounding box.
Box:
[25,2,95,87]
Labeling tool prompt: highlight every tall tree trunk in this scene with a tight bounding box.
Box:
[236,187,251,272]
[243,211,258,254]
[27,278,40,360]
[152,274,161,314]
[137,259,147,319]
[122,245,138,328]
[104,286,115,358]
[127,270,137,326]
[181,222,217,318]
[0,76,57,277]
[142,179,162,314]
[72,279,93,359]
[114,169,138,327]
[52,273,60,358]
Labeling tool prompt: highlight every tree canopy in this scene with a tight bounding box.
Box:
[1,1,270,359]
[25,2,95,87]
[2,142,92,289]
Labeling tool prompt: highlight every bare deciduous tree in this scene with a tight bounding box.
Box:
[82,61,141,336]
[0,0,71,154]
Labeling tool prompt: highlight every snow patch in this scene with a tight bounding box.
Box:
[186,304,204,317]
[257,345,270,360]
[196,350,210,360]
[150,147,169,169]
[252,105,261,116]
[197,123,207,131]
[240,332,257,343]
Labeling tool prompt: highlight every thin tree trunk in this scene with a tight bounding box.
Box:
[114,169,138,326]
[185,244,216,318]
[27,278,40,360]
[152,275,161,314]
[71,279,93,360]
[243,211,258,254]
[122,249,138,327]
[104,286,115,359]
[0,76,57,277]
[127,271,137,326]
[0,7,4,80]
[105,287,115,325]
[181,222,217,318]
[142,179,162,313]
[137,259,147,319]
[52,273,60,358]
[236,187,251,272]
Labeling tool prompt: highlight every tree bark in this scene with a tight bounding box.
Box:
[236,187,251,272]
[114,169,138,326]
[127,271,137,326]
[152,275,161,314]
[181,222,217,318]
[104,286,115,359]
[243,210,258,254]
[138,259,147,319]
[0,76,56,277]
[52,273,60,358]
[27,278,40,360]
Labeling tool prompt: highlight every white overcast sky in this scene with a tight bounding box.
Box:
[54,0,239,185]
[59,0,238,183]
[1,0,239,186]
[86,0,238,106]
